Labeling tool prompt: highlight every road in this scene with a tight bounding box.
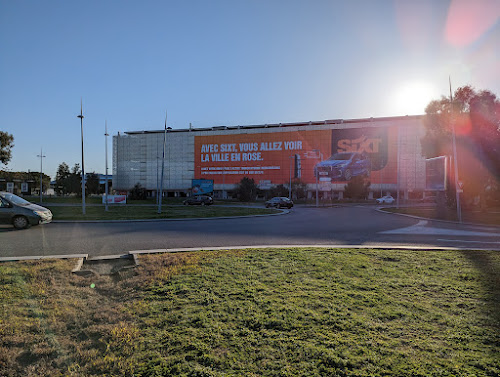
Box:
[1,206,499,259]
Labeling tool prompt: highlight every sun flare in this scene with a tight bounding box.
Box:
[392,81,438,115]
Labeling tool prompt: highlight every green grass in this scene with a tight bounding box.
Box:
[1,248,499,376]
[383,206,500,225]
[45,205,279,220]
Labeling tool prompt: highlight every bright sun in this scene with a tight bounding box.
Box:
[392,81,437,115]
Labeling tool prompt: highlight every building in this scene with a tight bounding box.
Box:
[113,115,427,200]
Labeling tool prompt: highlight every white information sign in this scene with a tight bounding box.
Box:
[102,195,127,204]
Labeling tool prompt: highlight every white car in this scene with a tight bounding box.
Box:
[376,195,395,204]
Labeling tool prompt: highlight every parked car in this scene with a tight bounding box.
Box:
[314,152,371,181]
[376,195,395,204]
[265,197,294,209]
[183,195,214,206]
[0,192,53,229]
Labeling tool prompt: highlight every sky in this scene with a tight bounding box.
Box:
[0,0,498,179]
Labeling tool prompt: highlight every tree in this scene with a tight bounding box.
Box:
[86,172,100,195]
[129,182,147,200]
[269,184,288,198]
[0,131,14,165]
[55,162,71,195]
[344,176,370,199]
[55,162,82,195]
[236,177,258,202]
[421,85,500,206]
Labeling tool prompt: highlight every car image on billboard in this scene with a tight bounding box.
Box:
[314,152,371,181]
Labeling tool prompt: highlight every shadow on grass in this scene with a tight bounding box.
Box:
[461,250,500,326]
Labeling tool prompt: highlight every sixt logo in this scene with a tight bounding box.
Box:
[337,136,382,154]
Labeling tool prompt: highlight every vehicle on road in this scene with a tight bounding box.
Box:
[183,195,214,206]
[265,197,294,209]
[314,152,371,181]
[0,192,53,229]
[376,195,395,204]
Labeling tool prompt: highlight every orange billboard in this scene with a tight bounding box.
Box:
[194,127,398,186]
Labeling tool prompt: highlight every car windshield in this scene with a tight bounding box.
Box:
[1,193,30,206]
[329,153,353,161]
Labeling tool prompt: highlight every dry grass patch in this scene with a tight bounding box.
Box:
[0,248,499,376]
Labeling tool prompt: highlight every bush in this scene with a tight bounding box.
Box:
[344,176,370,199]
[129,183,147,200]
[236,177,257,202]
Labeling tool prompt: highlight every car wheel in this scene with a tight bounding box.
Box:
[13,216,30,230]
[184,202,188,205]
[344,169,352,180]
[201,202,205,206]
[266,204,270,208]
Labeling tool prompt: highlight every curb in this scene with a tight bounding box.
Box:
[376,208,500,231]
[0,254,89,262]
[127,245,500,255]
[3,244,499,263]
[51,209,289,223]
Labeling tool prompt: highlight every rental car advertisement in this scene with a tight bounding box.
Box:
[194,127,398,187]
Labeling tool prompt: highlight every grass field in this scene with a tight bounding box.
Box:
[1,248,499,376]
[45,205,279,221]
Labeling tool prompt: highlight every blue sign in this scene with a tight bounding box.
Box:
[192,179,214,195]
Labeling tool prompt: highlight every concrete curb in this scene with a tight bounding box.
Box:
[3,244,499,263]
[0,254,89,262]
[128,244,500,255]
[376,208,500,231]
[51,209,289,224]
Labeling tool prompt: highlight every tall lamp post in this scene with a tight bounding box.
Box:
[104,121,109,212]
[312,149,323,207]
[77,99,86,215]
[37,148,46,203]
[158,111,171,214]
[449,77,462,222]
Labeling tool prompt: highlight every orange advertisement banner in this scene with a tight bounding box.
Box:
[194,127,398,186]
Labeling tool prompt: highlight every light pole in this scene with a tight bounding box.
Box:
[158,111,171,214]
[37,148,46,203]
[312,149,323,207]
[449,77,462,222]
[289,155,292,199]
[104,121,109,212]
[77,99,86,215]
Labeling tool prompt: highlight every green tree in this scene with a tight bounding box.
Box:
[55,162,82,195]
[86,172,100,195]
[55,162,71,195]
[129,182,147,200]
[421,85,500,207]
[236,177,258,202]
[269,184,288,199]
[0,131,14,165]
[344,176,370,199]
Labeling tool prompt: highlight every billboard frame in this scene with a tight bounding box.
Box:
[425,156,448,192]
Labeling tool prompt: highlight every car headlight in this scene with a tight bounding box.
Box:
[33,210,49,218]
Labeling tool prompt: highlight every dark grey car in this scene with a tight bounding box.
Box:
[0,192,53,229]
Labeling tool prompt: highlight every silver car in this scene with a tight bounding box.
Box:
[0,192,53,229]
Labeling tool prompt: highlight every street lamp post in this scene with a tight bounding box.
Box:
[158,111,171,214]
[37,148,46,203]
[104,121,109,212]
[449,77,462,222]
[312,149,323,207]
[77,99,86,215]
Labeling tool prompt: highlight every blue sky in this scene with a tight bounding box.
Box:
[1,0,498,179]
